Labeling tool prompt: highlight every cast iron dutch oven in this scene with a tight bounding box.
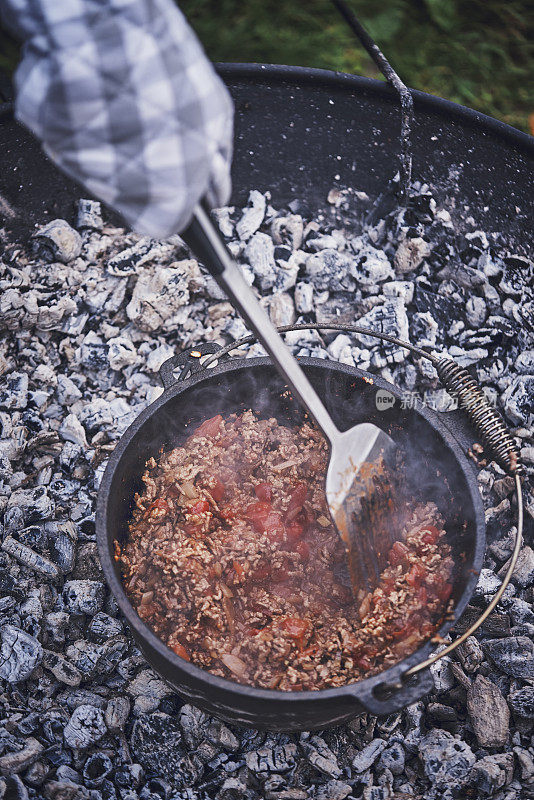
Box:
[96,342,485,730]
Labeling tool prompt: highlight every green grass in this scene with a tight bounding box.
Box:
[180,0,533,133]
[1,0,532,132]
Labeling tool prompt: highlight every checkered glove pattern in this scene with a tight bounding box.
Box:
[2,0,234,237]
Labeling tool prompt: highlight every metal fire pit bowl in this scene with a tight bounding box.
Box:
[96,339,487,731]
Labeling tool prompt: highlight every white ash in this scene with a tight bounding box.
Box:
[0,183,532,799]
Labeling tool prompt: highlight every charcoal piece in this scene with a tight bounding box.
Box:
[394,235,431,274]
[300,734,341,778]
[24,760,49,787]
[64,640,101,678]
[437,262,487,290]
[305,249,355,292]
[139,778,171,800]
[410,311,438,346]
[498,546,534,588]
[179,705,209,749]
[267,293,295,327]
[377,742,405,775]
[104,697,130,732]
[456,637,484,673]
[114,764,144,789]
[127,669,174,707]
[107,238,175,276]
[206,721,239,752]
[483,636,534,679]
[64,690,107,712]
[513,747,534,781]
[77,199,103,231]
[43,746,71,767]
[418,729,475,792]
[73,543,103,580]
[473,568,501,600]
[315,780,352,800]
[469,753,514,796]
[63,704,107,750]
[507,686,534,718]
[16,526,47,552]
[7,486,54,525]
[271,215,303,250]
[426,703,458,734]
[1,776,28,800]
[499,255,532,297]
[0,736,43,774]
[126,266,190,333]
[42,650,82,687]
[355,299,409,364]
[131,713,202,785]
[107,337,138,371]
[43,715,69,744]
[82,753,113,787]
[502,596,534,627]
[245,743,297,773]
[349,237,394,285]
[273,245,292,262]
[315,293,359,325]
[33,219,82,263]
[0,625,42,682]
[62,580,105,615]
[501,375,534,427]
[1,537,60,580]
[243,233,277,291]
[465,296,487,328]
[88,612,123,642]
[48,533,76,574]
[414,285,463,329]
[467,675,510,747]
[352,739,387,774]
[56,375,83,406]
[236,190,266,241]
[294,282,314,315]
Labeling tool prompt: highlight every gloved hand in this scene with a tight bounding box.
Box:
[1,0,234,238]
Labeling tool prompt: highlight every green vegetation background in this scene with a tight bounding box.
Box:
[1,0,532,133]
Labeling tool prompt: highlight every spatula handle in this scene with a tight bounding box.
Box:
[182,205,340,443]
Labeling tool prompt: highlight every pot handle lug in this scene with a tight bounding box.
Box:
[159,343,223,390]
[356,668,434,716]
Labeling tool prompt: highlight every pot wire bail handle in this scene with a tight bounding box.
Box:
[199,321,524,674]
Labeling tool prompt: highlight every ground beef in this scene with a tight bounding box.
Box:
[117,410,454,691]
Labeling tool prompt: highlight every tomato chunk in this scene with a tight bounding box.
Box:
[436,581,453,602]
[189,498,210,515]
[286,521,304,543]
[389,540,409,567]
[281,616,311,638]
[406,563,426,588]
[145,498,169,518]
[171,641,190,660]
[285,482,308,521]
[210,477,226,502]
[245,502,284,539]
[196,414,223,438]
[421,525,441,544]
[264,512,285,542]
[416,585,428,604]
[255,482,273,502]
[295,540,310,561]
[233,560,244,578]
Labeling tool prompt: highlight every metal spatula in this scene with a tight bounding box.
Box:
[182,205,399,594]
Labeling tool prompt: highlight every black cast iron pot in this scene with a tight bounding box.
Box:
[96,343,485,731]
